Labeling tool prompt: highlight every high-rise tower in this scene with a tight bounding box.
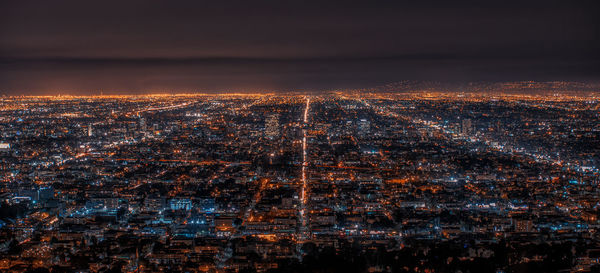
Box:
[461,118,472,136]
[265,114,280,139]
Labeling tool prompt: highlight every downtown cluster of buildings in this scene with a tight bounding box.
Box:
[0,92,598,272]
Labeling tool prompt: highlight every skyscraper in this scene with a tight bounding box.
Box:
[139,116,146,135]
[461,118,472,136]
[357,119,371,137]
[265,114,280,139]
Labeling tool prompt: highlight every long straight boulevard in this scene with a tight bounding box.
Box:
[298,97,311,242]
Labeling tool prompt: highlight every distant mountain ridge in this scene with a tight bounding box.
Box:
[359,81,600,94]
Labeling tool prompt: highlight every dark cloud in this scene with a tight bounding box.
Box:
[1,0,599,94]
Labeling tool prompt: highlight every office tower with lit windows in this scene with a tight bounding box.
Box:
[357,118,371,137]
[461,118,472,136]
[265,114,280,139]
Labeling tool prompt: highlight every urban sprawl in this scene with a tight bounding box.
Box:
[0,89,599,272]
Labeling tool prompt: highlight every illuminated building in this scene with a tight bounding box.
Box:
[357,118,370,137]
[461,118,472,136]
[265,114,280,139]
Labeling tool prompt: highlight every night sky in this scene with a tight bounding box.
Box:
[1,0,599,94]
